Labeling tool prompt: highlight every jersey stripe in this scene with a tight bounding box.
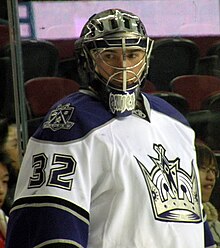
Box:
[7,196,89,247]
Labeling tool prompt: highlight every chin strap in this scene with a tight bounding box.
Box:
[109,90,136,117]
[90,79,141,117]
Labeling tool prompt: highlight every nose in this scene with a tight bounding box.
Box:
[114,55,126,68]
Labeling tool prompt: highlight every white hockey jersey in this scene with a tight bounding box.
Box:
[6,90,215,247]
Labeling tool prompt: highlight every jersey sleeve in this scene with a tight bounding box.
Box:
[6,139,90,248]
[6,93,113,248]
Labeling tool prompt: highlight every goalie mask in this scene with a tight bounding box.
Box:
[75,9,154,117]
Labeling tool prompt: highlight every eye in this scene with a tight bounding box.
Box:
[199,166,207,172]
[102,52,115,60]
[126,50,145,61]
[3,180,9,185]
[127,53,138,59]
[210,168,219,176]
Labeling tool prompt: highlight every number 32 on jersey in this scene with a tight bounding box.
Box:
[28,153,76,190]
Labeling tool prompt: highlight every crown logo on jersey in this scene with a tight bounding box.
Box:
[134,144,202,223]
[43,103,75,131]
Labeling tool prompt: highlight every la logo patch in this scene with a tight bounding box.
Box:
[43,103,75,131]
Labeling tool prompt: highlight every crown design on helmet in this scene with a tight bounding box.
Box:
[135,144,202,223]
[81,9,147,40]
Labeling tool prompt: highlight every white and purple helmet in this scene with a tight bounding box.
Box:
[75,9,154,117]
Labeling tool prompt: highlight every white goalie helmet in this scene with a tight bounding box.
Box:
[75,9,154,117]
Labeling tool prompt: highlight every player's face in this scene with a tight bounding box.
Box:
[199,165,217,203]
[92,47,146,89]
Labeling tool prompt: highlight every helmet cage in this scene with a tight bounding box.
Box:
[82,36,153,91]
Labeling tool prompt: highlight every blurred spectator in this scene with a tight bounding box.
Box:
[0,152,12,248]
[196,142,220,248]
[0,117,8,151]
[0,117,19,215]
[2,123,20,175]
